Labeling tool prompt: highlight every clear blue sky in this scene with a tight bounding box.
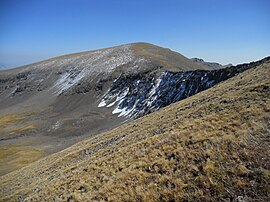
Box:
[0,0,269,68]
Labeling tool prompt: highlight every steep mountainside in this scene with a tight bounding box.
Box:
[0,42,267,176]
[0,54,269,201]
[97,58,267,118]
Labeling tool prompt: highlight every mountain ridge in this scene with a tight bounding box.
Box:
[0,42,210,74]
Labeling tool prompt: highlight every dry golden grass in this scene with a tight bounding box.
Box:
[132,43,208,71]
[0,112,38,176]
[0,143,44,176]
[9,124,36,134]
[0,114,23,129]
[0,112,36,139]
[0,63,269,201]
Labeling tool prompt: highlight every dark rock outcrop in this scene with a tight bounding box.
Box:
[98,56,270,118]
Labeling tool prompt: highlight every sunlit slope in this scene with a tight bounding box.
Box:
[0,61,269,201]
[132,42,210,71]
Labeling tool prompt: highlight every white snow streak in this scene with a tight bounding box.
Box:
[98,100,107,107]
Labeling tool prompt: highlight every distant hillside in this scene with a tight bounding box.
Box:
[191,57,233,69]
[0,54,269,201]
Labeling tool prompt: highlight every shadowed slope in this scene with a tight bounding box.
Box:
[0,55,269,201]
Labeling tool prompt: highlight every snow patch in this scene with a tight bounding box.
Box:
[149,73,164,97]
[112,104,134,117]
[117,87,129,100]
[112,107,123,115]
[107,100,116,107]
[48,120,62,132]
[53,70,86,94]
[98,99,107,107]
[52,120,62,130]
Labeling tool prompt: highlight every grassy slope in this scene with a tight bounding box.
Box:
[0,113,42,176]
[0,113,36,140]
[132,42,210,71]
[0,143,44,176]
[0,62,269,201]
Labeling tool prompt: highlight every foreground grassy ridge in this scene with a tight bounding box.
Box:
[0,63,269,201]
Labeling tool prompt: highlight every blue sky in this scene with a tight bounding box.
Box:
[0,0,269,68]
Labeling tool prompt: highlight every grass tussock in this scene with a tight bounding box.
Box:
[0,63,269,201]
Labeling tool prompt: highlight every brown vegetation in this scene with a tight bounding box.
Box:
[0,62,269,201]
[0,112,36,140]
[0,112,39,176]
[0,143,44,176]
